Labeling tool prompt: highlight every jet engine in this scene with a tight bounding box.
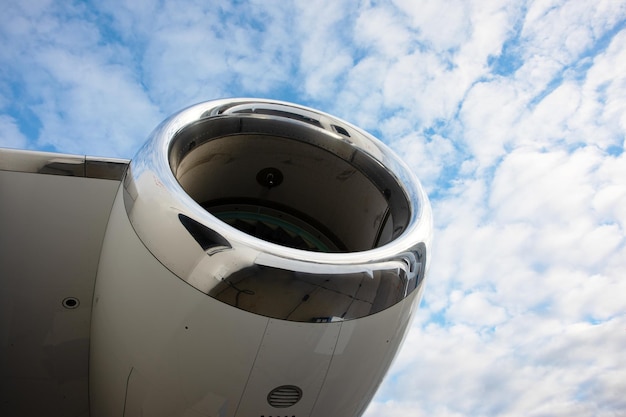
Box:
[2,98,432,417]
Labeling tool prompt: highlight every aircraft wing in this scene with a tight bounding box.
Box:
[0,149,128,416]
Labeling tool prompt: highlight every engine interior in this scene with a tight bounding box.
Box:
[168,110,411,253]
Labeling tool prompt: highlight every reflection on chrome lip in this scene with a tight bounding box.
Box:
[123,98,433,322]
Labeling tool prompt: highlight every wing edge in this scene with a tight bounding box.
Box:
[0,148,129,180]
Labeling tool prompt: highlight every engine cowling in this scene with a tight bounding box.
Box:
[89,99,432,417]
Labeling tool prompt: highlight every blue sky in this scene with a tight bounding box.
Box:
[2,0,625,415]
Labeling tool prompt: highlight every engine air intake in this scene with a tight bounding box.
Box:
[168,106,411,252]
[123,99,432,322]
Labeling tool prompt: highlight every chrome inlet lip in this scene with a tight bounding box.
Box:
[123,99,432,319]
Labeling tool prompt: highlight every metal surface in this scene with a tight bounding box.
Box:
[124,98,432,322]
[89,188,272,417]
[0,168,122,416]
[0,148,129,180]
[90,188,427,417]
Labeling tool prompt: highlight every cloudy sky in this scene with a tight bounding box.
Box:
[2,0,625,415]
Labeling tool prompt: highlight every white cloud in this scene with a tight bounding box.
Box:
[0,0,161,156]
[354,3,415,58]
[489,147,625,273]
[2,1,626,416]
[490,148,596,224]
[392,0,471,51]
[446,290,508,326]
[583,29,626,139]
[552,269,626,321]
[523,0,626,62]
[29,47,161,156]
[593,182,626,228]
[333,56,388,129]
[458,78,526,168]
[0,114,28,149]
[392,132,457,191]
[368,315,626,417]
[135,2,302,110]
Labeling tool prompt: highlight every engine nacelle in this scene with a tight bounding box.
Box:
[89,99,432,417]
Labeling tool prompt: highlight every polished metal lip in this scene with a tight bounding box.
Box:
[123,98,433,321]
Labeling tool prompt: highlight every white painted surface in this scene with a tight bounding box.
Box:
[90,187,423,417]
[0,170,120,416]
[90,187,270,417]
